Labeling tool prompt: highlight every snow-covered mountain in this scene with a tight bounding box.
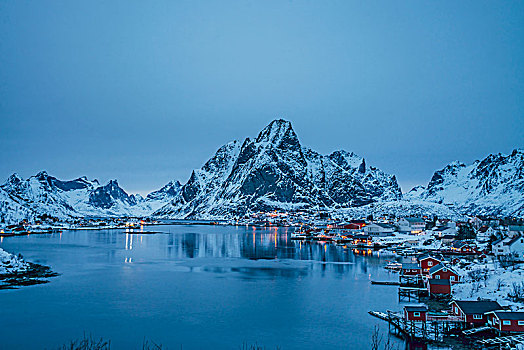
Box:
[1,120,521,224]
[0,172,181,224]
[406,149,524,217]
[154,119,402,219]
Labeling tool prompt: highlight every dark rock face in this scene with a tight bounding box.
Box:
[425,162,466,197]
[154,119,402,219]
[146,181,182,201]
[88,180,136,209]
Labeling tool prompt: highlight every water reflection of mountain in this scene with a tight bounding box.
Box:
[157,226,391,276]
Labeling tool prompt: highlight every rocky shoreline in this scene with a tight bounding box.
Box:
[0,248,58,290]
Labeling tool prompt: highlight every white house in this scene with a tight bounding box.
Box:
[364,223,396,237]
[477,226,496,242]
[398,218,426,234]
[433,226,458,238]
[492,236,524,260]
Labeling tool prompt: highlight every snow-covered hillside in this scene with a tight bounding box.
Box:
[154,119,402,219]
[0,172,181,224]
[407,149,524,217]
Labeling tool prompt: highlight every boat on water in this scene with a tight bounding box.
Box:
[290,232,311,240]
[384,261,402,271]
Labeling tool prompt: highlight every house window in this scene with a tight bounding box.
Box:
[413,312,420,317]
[428,261,433,266]
[450,276,455,281]
[435,275,440,279]
[473,315,482,320]
[518,321,524,326]
[503,320,511,325]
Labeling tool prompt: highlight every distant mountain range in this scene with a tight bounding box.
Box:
[0,172,181,224]
[0,119,522,224]
[404,149,524,217]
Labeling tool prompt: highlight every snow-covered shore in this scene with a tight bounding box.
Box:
[0,247,30,275]
[0,247,58,289]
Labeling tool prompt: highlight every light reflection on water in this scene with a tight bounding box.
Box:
[0,224,417,350]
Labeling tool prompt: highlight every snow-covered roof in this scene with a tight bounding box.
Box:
[428,264,458,275]
[452,300,502,315]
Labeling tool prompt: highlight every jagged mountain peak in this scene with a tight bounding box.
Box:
[254,119,302,153]
[154,119,402,219]
[89,180,136,209]
[0,171,184,224]
[146,180,182,201]
[4,173,24,187]
[106,179,119,188]
[412,149,524,216]
[255,119,293,142]
[35,170,49,179]
[511,148,524,156]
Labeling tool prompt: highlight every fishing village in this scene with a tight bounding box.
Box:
[283,213,524,349]
[2,211,524,349]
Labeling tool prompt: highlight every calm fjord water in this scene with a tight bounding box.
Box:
[0,225,405,349]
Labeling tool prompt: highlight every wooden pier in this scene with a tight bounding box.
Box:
[398,286,428,301]
[369,310,465,342]
[399,274,423,287]
[477,333,524,347]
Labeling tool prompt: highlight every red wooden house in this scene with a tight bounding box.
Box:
[428,264,460,284]
[340,223,362,230]
[348,220,367,229]
[418,255,442,274]
[486,311,524,333]
[427,278,451,295]
[450,300,502,325]
[404,305,428,322]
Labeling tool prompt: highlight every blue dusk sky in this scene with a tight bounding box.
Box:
[1,1,523,195]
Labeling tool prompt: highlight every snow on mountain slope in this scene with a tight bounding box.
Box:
[154,119,402,219]
[0,186,34,225]
[1,123,520,223]
[409,149,524,217]
[0,172,181,224]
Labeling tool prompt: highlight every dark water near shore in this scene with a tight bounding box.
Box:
[0,225,410,349]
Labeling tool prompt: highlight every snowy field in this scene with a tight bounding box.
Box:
[454,259,524,310]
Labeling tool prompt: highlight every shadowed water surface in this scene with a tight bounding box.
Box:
[0,225,408,349]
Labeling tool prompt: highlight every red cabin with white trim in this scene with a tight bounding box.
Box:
[450,300,502,325]
[487,311,524,333]
[404,305,427,322]
[418,255,441,274]
[428,264,460,284]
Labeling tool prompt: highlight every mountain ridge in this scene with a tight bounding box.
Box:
[0,120,522,224]
[154,119,402,219]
